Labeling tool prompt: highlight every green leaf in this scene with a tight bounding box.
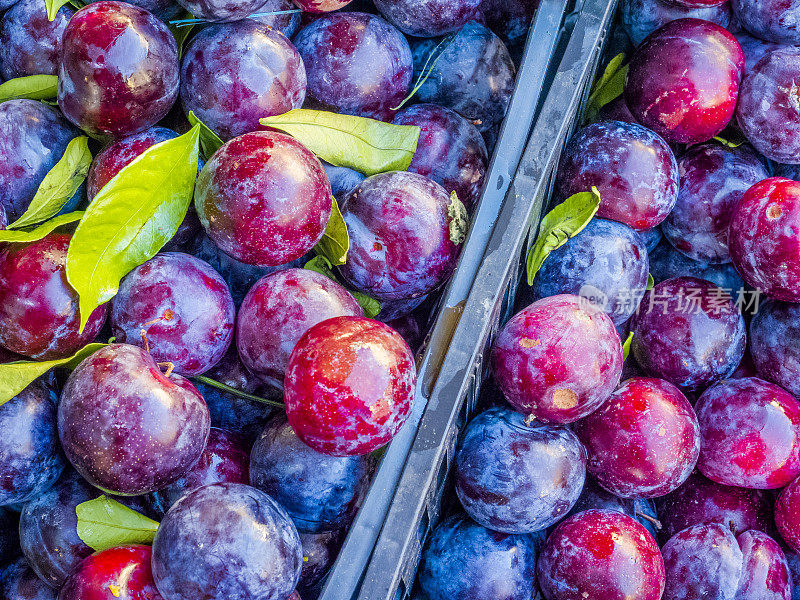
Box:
[0,211,84,243]
[526,187,601,286]
[314,197,349,266]
[66,125,201,332]
[190,376,285,408]
[712,129,747,149]
[260,109,420,176]
[0,342,105,406]
[583,53,628,124]
[45,0,71,20]
[304,255,381,318]
[447,191,468,245]
[0,74,58,103]
[8,137,92,229]
[622,331,633,361]
[350,290,381,319]
[647,272,655,290]
[76,496,160,552]
[168,11,195,57]
[187,111,224,159]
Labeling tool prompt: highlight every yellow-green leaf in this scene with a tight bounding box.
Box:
[45,0,72,20]
[622,331,633,361]
[447,191,468,245]
[76,496,159,552]
[314,197,349,266]
[647,272,655,290]
[0,211,84,243]
[304,255,381,318]
[0,74,58,103]
[583,53,628,124]
[187,110,223,159]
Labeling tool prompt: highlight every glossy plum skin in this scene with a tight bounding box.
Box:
[0,0,74,79]
[0,559,57,600]
[575,378,700,498]
[750,301,800,397]
[564,478,660,538]
[297,530,342,592]
[537,509,665,600]
[0,234,107,360]
[323,163,364,199]
[180,21,306,141]
[661,523,743,600]
[236,269,362,387]
[111,253,235,376]
[737,49,800,164]
[649,239,745,291]
[59,545,163,600]
[621,0,731,46]
[412,21,516,132]
[392,104,488,210]
[418,514,540,600]
[372,0,481,37]
[527,218,650,324]
[285,316,416,456]
[149,428,249,515]
[0,100,77,220]
[556,121,679,230]
[58,344,211,495]
[490,294,623,424]
[0,382,63,507]
[656,472,773,541]
[338,171,461,301]
[175,0,263,21]
[151,483,302,600]
[625,19,744,144]
[58,2,179,138]
[662,143,768,264]
[735,32,782,73]
[249,413,373,533]
[695,377,800,489]
[729,178,800,300]
[195,131,332,267]
[294,13,412,121]
[454,407,586,533]
[776,477,800,553]
[733,0,800,44]
[736,530,793,600]
[293,0,352,12]
[630,277,746,392]
[249,0,300,37]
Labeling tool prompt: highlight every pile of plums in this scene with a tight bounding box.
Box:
[416,2,800,600]
[0,0,530,598]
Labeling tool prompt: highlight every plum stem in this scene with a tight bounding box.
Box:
[635,510,662,530]
[141,309,175,330]
[139,329,150,354]
[191,375,285,409]
[158,362,175,378]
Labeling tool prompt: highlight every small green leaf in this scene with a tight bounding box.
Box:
[66,125,201,332]
[0,74,58,103]
[260,109,420,176]
[187,111,224,159]
[0,211,84,243]
[647,272,655,290]
[8,137,92,229]
[447,191,468,245]
[0,342,105,406]
[583,53,628,124]
[190,376,285,409]
[526,187,601,285]
[712,129,747,149]
[622,331,633,361]
[314,197,349,266]
[76,496,160,552]
[304,255,381,318]
[350,290,381,319]
[168,10,195,57]
[45,0,71,20]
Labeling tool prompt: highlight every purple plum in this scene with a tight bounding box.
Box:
[621,0,732,46]
[749,300,800,397]
[481,0,536,61]
[0,559,57,600]
[564,477,660,538]
[735,31,782,72]
[0,0,74,79]
[297,530,343,593]
[248,0,301,38]
[323,163,365,200]
[649,239,745,291]
[735,530,793,600]
[372,0,481,37]
[733,0,800,44]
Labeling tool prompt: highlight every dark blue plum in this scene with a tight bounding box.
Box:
[0,506,20,563]
[0,0,74,79]
[248,0,301,38]
[0,381,63,507]
[375,294,427,322]
[0,559,57,600]
[749,300,800,397]
[151,483,302,600]
[622,0,732,46]
[249,413,374,533]
[88,0,183,20]
[481,0,536,63]
[418,514,539,600]
[649,239,745,292]
[735,31,782,73]
[526,218,649,325]
[323,163,365,200]
[297,530,343,593]
[372,0,482,37]
[454,407,586,534]
[174,0,263,22]
[638,227,662,253]
[412,21,516,132]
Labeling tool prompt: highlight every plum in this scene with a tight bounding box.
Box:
[249,413,373,532]
[248,0,301,38]
[526,218,650,324]
[195,131,332,267]
[649,239,745,291]
[174,0,264,22]
[0,0,74,79]
[630,277,746,392]
[89,0,183,20]
[297,530,343,592]
[58,344,211,495]
[454,407,586,533]
[625,19,744,144]
[338,172,461,301]
[59,545,163,600]
[323,163,364,200]
[621,0,732,46]
[111,253,235,376]
[729,177,800,300]
[0,381,63,507]
[180,21,306,141]
[374,295,427,323]
[0,234,107,360]
[392,104,488,210]
[372,0,481,37]
[564,477,660,538]
[638,226,662,252]
[411,21,515,132]
[663,143,768,264]
[733,0,800,44]
[284,316,415,456]
[293,0,352,12]
[418,514,539,600]
[237,268,362,387]
[0,99,77,220]
[490,294,623,424]
[737,49,800,164]
[777,477,800,553]
[151,483,302,600]
[0,559,57,600]
[736,530,792,600]
[575,377,700,498]
[555,121,679,230]
[481,0,536,61]
[293,13,412,121]
[58,1,179,138]
[537,509,665,600]
[661,523,743,600]
[749,300,800,397]
[695,377,800,489]
[735,31,782,73]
